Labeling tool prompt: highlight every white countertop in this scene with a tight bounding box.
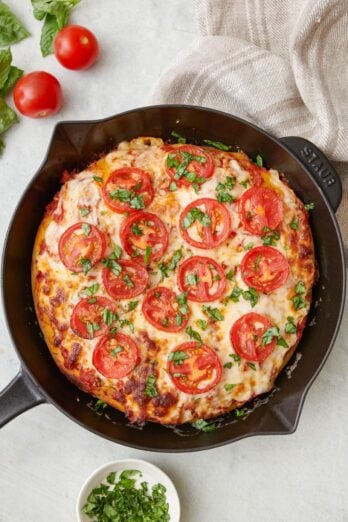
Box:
[0,1,347,521]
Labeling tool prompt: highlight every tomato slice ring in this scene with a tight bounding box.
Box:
[178,256,227,302]
[230,312,276,362]
[179,198,231,249]
[120,211,168,264]
[239,187,284,235]
[241,246,290,293]
[92,333,138,379]
[58,222,106,273]
[102,167,154,213]
[70,297,116,339]
[165,144,214,187]
[168,341,222,394]
[142,287,190,332]
[102,260,149,300]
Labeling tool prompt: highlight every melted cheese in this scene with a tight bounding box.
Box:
[32,137,315,424]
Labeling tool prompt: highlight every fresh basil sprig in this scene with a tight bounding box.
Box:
[0,1,30,46]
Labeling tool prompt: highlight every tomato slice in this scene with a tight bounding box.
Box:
[70,297,116,339]
[102,167,154,213]
[230,312,276,362]
[239,187,284,235]
[179,198,231,249]
[168,341,222,394]
[165,144,214,187]
[142,287,190,332]
[120,211,168,264]
[241,246,290,293]
[102,260,149,299]
[58,222,106,273]
[178,256,227,302]
[92,333,138,379]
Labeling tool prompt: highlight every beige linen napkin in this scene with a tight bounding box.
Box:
[151,0,348,246]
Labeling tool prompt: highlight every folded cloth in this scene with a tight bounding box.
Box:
[151,0,348,247]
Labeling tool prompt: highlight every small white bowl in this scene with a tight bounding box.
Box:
[76,458,180,522]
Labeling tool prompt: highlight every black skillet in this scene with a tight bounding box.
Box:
[0,105,346,452]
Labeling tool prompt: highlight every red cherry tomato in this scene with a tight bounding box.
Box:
[13,71,63,118]
[54,25,99,70]
[58,222,107,273]
[241,246,289,293]
[168,341,222,394]
[165,144,214,187]
[142,287,190,332]
[102,260,149,300]
[230,312,276,362]
[102,167,154,213]
[178,256,226,302]
[70,297,116,339]
[239,187,284,235]
[120,211,168,264]
[93,333,138,379]
[179,198,231,249]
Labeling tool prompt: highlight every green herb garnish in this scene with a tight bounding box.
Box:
[81,223,90,236]
[80,207,90,217]
[91,399,107,413]
[202,305,223,321]
[185,326,202,345]
[261,226,280,246]
[304,202,315,211]
[197,319,208,331]
[192,419,216,432]
[171,130,186,143]
[131,222,143,236]
[0,2,29,46]
[290,218,299,230]
[145,374,157,398]
[93,175,103,183]
[143,246,152,264]
[127,300,139,311]
[83,283,99,297]
[168,350,189,366]
[203,139,231,151]
[255,154,263,167]
[242,287,259,308]
[224,383,237,391]
[285,316,297,334]
[109,188,145,210]
[182,207,211,229]
[80,257,92,275]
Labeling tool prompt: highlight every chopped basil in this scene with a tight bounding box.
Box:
[224,383,237,391]
[202,305,223,322]
[176,292,188,314]
[290,218,299,230]
[144,374,157,398]
[255,154,263,167]
[261,226,280,246]
[253,254,262,271]
[80,257,92,274]
[230,353,241,364]
[295,281,305,294]
[182,207,211,229]
[102,308,118,326]
[197,319,208,331]
[203,139,231,151]
[186,273,198,285]
[83,283,99,297]
[162,317,168,327]
[185,326,202,345]
[224,362,233,369]
[88,297,96,304]
[244,242,254,251]
[215,176,236,203]
[229,286,242,302]
[261,326,279,346]
[86,321,100,339]
[123,274,134,288]
[91,399,107,412]
[285,316,297,334]
[81,223,90,236]
[226,269,235,281]
[242,287,259,307]
[192,419,216,432]
[109,188,145,210]
[277,336,289,348]
[235,408,246,418]
[143,246,152,264]
[119,319,135,333]
[292,295,306,310]
[217,191,235,203]
[168,350,189,366]
[171,130,186,143]
[247,362,257,371]
[158,248,183,279]
[93,175,103,183]
[80,207,90,217]
[82,469,169,521]
[110,346,123,357]
[304,202,315,211]
[168,181,177,191]
[127,300,139,311]
[131,222,143,236]
[240,179,249,188]
[166,154,180,169]
[0,2,29,46]
[175,314,183,326]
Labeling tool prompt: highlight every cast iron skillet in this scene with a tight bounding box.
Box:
[0,105,346,452]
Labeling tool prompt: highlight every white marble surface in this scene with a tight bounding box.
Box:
[0,1,347,521]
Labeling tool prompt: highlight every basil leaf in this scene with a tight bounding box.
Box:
[0,1,30,46]
[0,96,17,135]
[168,350,189,366]
[0,65,22,97]
[247,362,257,371]
[224,383,237,391]
[192,419,216,432]
[261,326,279,346]
[202,305,223,321]
[285,316,297,334]
[295,281,305,295]
[143,246,152,264]
[197,319,207,331]
[40,12,60,57]
[145,374,157,398]
[171,130,186,143]
[0,48,11,89]
[185,326,202,345]
[255,154,263,167]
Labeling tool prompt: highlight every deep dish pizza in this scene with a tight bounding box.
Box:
[32,136,316,425]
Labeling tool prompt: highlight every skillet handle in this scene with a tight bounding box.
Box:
[0,368,46,428]
[279,136,342,212]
